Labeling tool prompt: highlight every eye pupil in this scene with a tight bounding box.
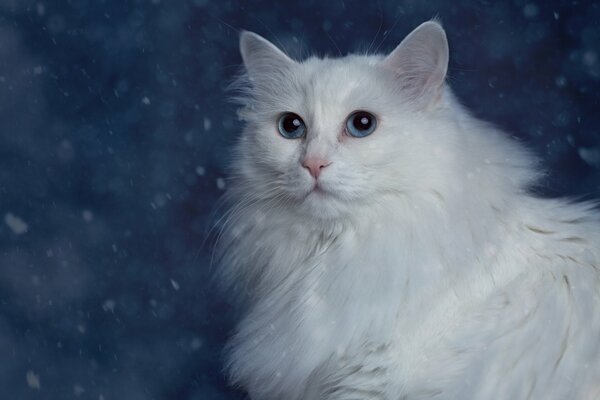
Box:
[278,113,306,139]
[284,118,301,131]
[355,116,370,129]
[284,117,300,131]
[346,111,377,137]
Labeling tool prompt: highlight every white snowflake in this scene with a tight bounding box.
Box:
[73,385,85,396]
[82,209,94,222]
[26,371,40,390]
[5,213,28,235]
[578,147,600,167]
[102,299,116,313]
[190,337,203,350]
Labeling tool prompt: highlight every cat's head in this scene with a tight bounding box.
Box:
[232,21,454,220]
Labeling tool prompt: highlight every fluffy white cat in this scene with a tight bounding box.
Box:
[216,21,600,399]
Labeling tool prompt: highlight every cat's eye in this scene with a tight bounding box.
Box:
[345,111,377,138]
[277,112,306,139]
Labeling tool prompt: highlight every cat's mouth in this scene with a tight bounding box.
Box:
[297,181,344,208]
[312,184,325,194]
[305,183,330,199]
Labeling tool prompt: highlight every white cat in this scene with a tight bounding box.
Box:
[216,21,600,399]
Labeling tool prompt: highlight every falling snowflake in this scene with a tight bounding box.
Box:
[102,299,116,312]
[73,385,85,396]
[5,213,28,235]
[26,371,40,390]
[82,209,94,222]
[578,147,600,167]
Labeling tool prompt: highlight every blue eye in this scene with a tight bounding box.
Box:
[277,113,306,139]
[346,111,377,138]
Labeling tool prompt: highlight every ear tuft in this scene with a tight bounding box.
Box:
[239,31,295,80]
[380,21,449,104]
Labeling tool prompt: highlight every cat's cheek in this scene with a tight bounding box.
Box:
[255,131,301,164]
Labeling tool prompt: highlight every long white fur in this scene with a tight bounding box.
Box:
[216,21,600,399]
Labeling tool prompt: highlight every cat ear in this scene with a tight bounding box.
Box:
[380,21,449,104]
[239,31,295,79]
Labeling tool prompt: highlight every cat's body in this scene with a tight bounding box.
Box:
[217,22,600,399]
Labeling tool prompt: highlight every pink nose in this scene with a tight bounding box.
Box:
[302,158,330,179]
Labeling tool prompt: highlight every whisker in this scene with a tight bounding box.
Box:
[208,13,240,36]
[366,1,384,55]
[373,9,401,54]
[253,16,291,56]
[325,30,343,57]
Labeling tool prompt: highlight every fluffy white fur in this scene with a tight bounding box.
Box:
[216,21,600,399]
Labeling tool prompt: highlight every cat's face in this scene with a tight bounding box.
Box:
[234,22,450,220]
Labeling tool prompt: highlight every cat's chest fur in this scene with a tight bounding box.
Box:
[226,218,408,397]
[226,211,497,399]
[223,202,600,399]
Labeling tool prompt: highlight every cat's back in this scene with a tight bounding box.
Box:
[335,196,600,400]
[447,197,600,399]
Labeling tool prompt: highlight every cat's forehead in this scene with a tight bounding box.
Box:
[301,55,381,90]
[291,55,387,112]
[245,54,395,120]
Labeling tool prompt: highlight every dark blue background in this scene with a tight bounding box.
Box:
[0,1,598,399]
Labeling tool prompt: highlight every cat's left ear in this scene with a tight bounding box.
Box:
[380,21,449,106]
[239,31,295,80]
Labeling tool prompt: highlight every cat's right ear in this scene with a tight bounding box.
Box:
[380,21,449,106]
[239,31,295,79]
